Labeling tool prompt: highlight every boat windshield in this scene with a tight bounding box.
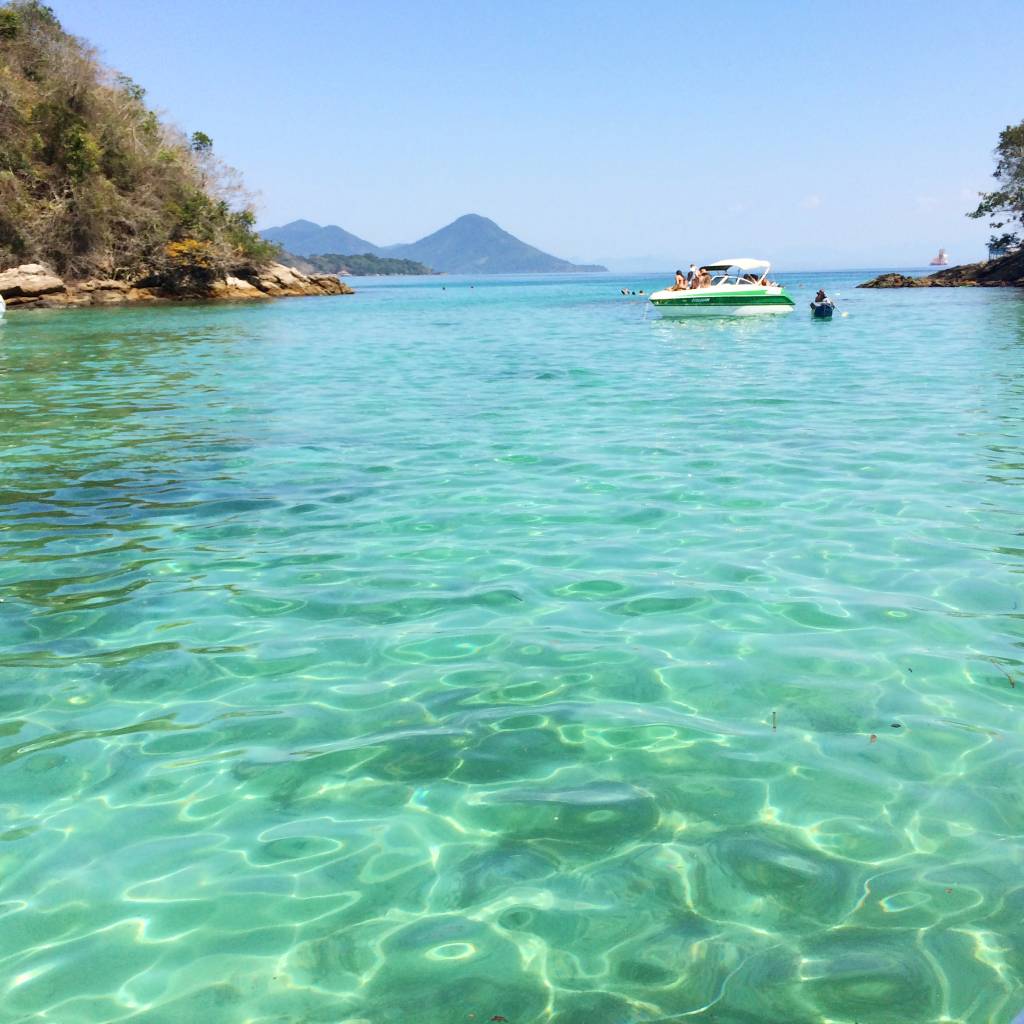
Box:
[708,274,764,287]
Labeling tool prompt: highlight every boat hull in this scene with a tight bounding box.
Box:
[651,293,795,317]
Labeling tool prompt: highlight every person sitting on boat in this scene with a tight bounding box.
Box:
[687,263,699,289]
[697,268,711,288]
[810,288,835,311]
[669,269,686,291]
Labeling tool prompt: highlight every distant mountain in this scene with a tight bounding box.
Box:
[260,214,606,274]
[387,215,606,274]
[261,219,381,257]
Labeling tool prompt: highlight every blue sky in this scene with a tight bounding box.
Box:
[58,0,1023,269]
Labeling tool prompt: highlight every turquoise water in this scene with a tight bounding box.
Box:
[1,272,1023,1024]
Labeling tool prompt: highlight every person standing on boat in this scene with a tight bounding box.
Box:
[687,263,699,288]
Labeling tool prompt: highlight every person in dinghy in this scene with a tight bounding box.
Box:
[810,289,835,318]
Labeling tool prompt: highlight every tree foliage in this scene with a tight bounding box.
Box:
[968,119,1024,252]
[0,0,278,281]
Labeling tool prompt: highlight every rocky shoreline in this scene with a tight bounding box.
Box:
[0,262,354,309]
[859,250,1024,289]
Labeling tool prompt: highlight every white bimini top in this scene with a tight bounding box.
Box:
[703,258,772,273]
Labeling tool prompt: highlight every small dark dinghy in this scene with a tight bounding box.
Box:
[810,289,835,319]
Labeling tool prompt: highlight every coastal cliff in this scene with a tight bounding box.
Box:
[0,262,352,308]
[859,250,1024,288]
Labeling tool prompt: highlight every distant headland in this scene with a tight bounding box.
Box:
[280,252,436,277]
[262,215,608,275]
[858,249,1024,289]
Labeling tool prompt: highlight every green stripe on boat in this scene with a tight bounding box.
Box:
[652,293,794,306]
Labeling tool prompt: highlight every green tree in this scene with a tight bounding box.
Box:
[115,74,145,103]
[968,119,1024,251]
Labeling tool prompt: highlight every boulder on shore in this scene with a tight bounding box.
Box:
[0,262,354,309]
[241,264,353,297]
[0,264,67,303]
[211,275,269,300]
[859,250,1024,288]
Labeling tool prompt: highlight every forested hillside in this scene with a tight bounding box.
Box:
[292,253,434,276]
[0,0,277,287]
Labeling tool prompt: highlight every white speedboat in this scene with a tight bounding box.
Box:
[650,258,794,317]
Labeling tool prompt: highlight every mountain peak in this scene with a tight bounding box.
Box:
[451,213,495,226]
[261,220,380,257]
[390,215,603,273]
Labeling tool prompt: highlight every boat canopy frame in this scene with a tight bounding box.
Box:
[701,257,772,273]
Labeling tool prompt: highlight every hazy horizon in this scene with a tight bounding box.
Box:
[57,0,1023,270]
[262,215,955,274]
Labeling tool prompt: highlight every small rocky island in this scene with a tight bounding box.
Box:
[859,250,1024,288]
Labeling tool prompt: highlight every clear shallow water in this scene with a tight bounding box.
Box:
[1,272,1023,1024]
